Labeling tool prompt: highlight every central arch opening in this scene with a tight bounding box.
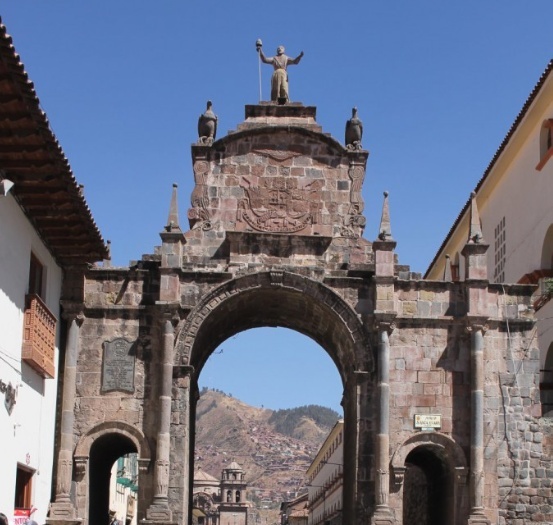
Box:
[195,327,343,525]
[182,273,373,525]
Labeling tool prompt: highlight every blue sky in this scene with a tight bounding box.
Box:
[2,2,552,413]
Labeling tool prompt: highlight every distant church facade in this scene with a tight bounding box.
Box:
[43,92,552,525]
[192,462,249,525]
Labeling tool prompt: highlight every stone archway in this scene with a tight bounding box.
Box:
[73,421,151,525]
[391,433,468,525]
[48,99,540,525]
[175,270,374,525]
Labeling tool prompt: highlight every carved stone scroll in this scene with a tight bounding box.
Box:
[188,160,212,230]
[343,164,366,237]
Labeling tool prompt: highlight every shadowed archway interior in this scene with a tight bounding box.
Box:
[403,446,452,525]
[89,434,137,525]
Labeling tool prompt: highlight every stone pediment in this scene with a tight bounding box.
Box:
[186,103,371,267]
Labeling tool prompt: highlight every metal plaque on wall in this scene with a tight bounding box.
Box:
[101,338,135,393]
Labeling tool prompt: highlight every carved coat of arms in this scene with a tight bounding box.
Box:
[238,176,323,233]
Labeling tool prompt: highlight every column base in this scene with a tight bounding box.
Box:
[467,513,490,525]
[46,502,81,525]
[371,506,395,525]
[144,504,174,523]
[141,521,177,525]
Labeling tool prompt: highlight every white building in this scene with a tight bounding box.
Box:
[305,421,343,525]
[425,59,553,415]
[108,455,138,525]
[0,19,107,525]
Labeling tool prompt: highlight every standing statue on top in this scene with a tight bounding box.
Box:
[256,39,304,104]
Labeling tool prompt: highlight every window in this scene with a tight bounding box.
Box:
[28,253,44,298]
[536,119,553,171]
[541,343,553,417]
[494,217,506,283]
[14,465,33,510]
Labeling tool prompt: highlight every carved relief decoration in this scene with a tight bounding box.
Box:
[155,459,170,497]
[238,175,323,233]
[56,458,73,497]
[342,164,366,238]
[252,148,303,162]
[188,160,212,230]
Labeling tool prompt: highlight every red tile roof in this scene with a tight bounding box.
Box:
[0,18,107,265]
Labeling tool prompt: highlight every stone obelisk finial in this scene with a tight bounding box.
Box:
[468,191,484,244]
[165,183,182,233]
[462,191,489,282]
[378,191,393,241]
[443,254,452,281]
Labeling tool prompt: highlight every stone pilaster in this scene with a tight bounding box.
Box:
[371,192,397,525]
[173,364,195,525]
[372,319,395,525]
[467,323,490,525]
[47,307,84,525]
[145,311,179,525]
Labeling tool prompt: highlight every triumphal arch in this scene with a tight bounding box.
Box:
[46,100,551,525]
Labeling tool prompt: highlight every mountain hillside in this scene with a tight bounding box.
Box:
[194,389,341,506]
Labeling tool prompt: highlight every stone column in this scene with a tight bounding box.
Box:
[174,365,195,525]
[146,315,177,524]
[371,191,397,525]
[372,320,395,525]
[48,310,84,525]
[467,323,490,525]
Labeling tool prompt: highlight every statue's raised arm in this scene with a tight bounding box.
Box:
[288,51,304,66]
[256,39,304,103]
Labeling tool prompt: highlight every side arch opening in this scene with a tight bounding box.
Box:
[541,342,553,417]
[403,445,452,525]
[88,433,138,525]
[391,433,468,525]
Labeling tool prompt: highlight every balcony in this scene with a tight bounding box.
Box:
[22,294,57,378]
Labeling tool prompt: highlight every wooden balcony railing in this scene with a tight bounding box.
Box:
[22,294,57,378]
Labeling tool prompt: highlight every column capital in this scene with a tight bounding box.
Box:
[156,301,181,324]
[173,364,195,379]
[138,458,151,473]
[374,314,396,334]
[392,465,406,487]
[74,455,88,481]
[465,321,489,334]
[60,302,84,325]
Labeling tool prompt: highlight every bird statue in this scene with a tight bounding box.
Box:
[345,107,363,150]
[197,100,218,145]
